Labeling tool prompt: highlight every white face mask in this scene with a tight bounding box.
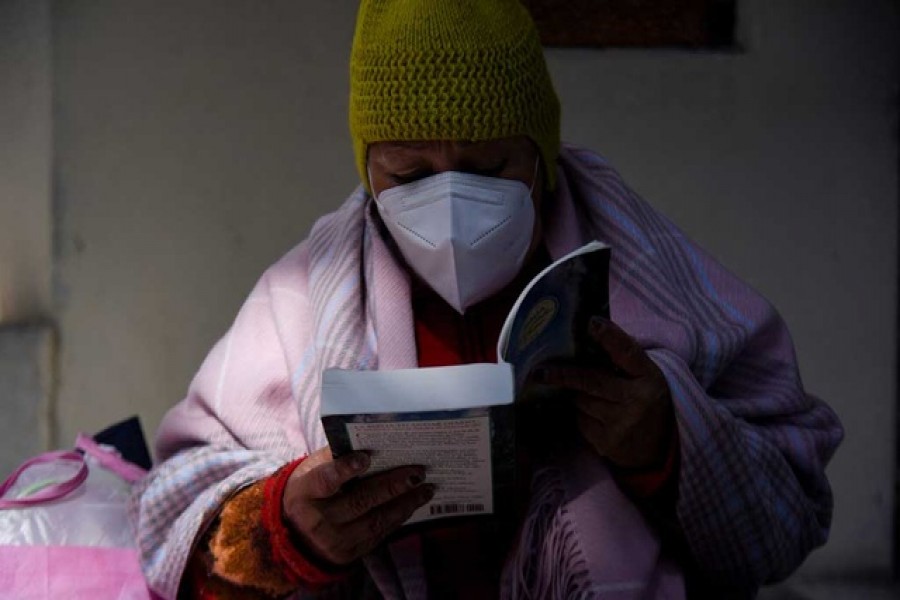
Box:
[373,169,536,314]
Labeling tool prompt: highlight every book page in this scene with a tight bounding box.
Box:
[344,415,493,524]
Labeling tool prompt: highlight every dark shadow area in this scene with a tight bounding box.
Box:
[894,71,900,583]
[522,0,736,49]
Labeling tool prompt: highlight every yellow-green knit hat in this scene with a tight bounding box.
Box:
[349,0,561,190]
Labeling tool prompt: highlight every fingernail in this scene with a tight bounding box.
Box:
[408,473,423,487]
[351,453,369,472]
[421,484,435,501]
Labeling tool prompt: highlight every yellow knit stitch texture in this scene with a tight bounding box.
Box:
[349,0,561,189]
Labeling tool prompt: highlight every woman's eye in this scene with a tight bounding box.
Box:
[473,160,507,177]
[391,171,430,185]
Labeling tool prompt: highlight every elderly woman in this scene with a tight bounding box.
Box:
[130,1,843,598]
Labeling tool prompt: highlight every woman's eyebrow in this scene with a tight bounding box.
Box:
[373,142,430,159]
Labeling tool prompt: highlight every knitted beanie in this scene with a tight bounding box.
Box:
[349,0,561,190]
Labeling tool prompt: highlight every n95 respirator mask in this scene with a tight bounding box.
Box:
[374,171,536,314]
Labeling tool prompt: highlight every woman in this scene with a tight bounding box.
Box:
[130,1,842,598]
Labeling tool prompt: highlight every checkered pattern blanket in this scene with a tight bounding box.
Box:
[129,146,841,598]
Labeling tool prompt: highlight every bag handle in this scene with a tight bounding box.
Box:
[75,433,147,483]
[0,450,88,509]
[0,433,148,509]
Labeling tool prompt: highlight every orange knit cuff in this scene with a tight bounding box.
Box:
[206,480,297,597]
[261,457,351,589]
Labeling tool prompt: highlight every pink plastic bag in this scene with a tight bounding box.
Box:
[0,434,155,600]
[0,547,156,600]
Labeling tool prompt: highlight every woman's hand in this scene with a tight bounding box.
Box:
[535,317,675,469]
[282,447,434,566]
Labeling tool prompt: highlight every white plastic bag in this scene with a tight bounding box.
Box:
[0,447,136,546]
[0,434,153,600]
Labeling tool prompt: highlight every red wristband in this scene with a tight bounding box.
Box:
[261,456,349,589]
[614,428,680,498]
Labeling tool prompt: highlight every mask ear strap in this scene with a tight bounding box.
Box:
[529,157,541,195]
[367,165,378,201]
[365,143,379,200]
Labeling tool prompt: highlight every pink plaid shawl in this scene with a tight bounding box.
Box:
[130,146,840,598]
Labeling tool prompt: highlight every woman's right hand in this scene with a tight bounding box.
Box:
[282,447,434,566]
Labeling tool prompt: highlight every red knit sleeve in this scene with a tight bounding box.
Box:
[261,457,351,588]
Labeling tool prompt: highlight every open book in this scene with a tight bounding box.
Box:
[320,241,610,524]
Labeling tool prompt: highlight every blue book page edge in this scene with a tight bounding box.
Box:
[497,241,610,386]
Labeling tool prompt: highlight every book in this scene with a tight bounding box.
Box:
[320,241,610,524]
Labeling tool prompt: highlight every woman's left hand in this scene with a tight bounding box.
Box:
[534,317,675,470]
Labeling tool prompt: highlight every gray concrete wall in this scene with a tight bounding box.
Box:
[0,323,55,475]
[0,0,53,321]
[7,0,895,585]
[51,1,359,456]
[0,0,55,470]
